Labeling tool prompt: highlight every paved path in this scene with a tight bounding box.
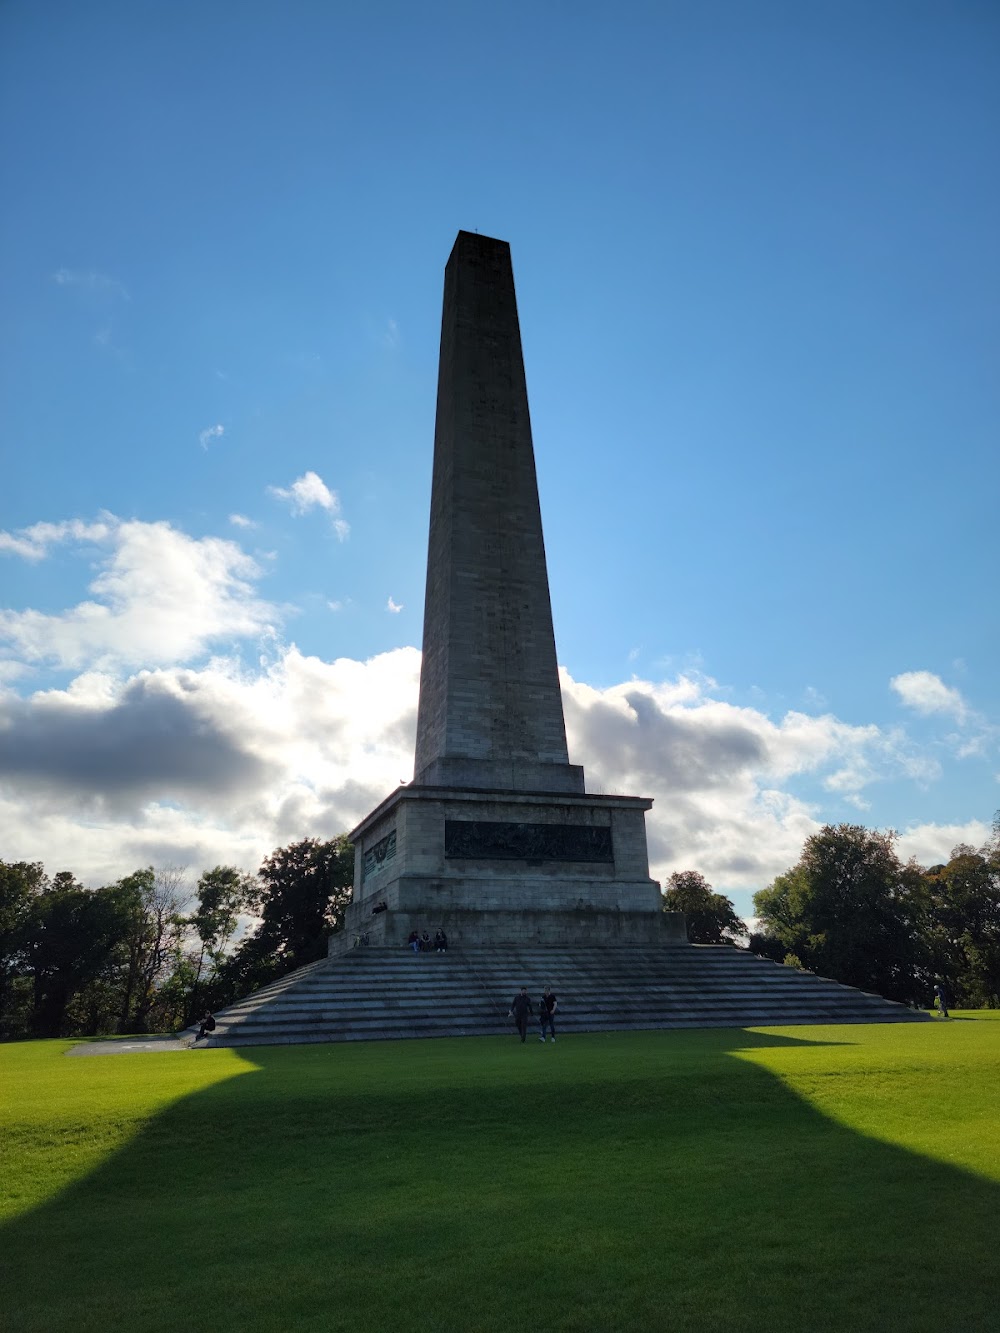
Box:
[67,1034,196,1056]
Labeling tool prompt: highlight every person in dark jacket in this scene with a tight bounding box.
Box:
[434,929,448,952]
[195,1011,216,1041]
[538,987,557,1042]
[508,987,533,1042]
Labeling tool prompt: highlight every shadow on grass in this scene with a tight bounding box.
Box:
[2,1028,997,1333]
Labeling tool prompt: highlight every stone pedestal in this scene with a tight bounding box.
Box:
[341,783,683,949]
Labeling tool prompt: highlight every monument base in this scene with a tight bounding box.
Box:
[340,783,683,950]
[338,901,687,951]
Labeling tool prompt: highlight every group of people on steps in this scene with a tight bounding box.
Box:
[509,986,558,1042]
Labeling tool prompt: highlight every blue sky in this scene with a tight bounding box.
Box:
[1,1,997,917]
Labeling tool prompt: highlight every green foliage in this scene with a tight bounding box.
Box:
[179,866,256,1022]
[746,931,785,964]
[4,815,997,1038]
[3,1020,1000,1332]
[190,866,253,959]
[0,838,355,1038]
[920,842,1000,1007]
[110,867,189,1034]
[0,861,46,1035]
[28,876,137,1037]
[753,824,924,1002]
[663,870,747,944]
[222,836,353,991]
[751,818,1000,1007]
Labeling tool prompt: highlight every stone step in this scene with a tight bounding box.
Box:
[219,987,899,1021]
[209,1009,921,1047]
[213,1008,912,1039]
[196,943,926,1047]
[220,972,894,1002]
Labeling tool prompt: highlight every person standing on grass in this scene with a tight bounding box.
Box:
[935,980,950,1018]
[508,987,533,1042]
[538,987,557,1042]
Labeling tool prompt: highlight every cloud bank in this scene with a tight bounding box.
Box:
[1,513,994,895]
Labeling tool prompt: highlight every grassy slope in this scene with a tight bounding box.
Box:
[2,1017,999,1333]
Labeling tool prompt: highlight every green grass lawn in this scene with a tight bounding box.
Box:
[2,1016,999,1333]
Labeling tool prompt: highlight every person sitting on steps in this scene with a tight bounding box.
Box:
[195,1011,216,1041]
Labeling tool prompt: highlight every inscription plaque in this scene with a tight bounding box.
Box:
[362,829,397,881]
[445,820,613,863]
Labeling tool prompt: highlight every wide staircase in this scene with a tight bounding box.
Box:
[197,945,927,1047]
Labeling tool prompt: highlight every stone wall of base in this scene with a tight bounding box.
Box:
[335,904,688,951]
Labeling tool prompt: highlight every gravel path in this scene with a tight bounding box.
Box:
[67,1034,197,1056]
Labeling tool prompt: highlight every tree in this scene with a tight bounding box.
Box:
[113,867,188,1033]
[0,861,46,1036]
[920,840,1000,1008]
[28,877,135,1037]
[222,837,354,997]
[663,871,747,944]
[181,866,255,1021]
[753,824,922,1003]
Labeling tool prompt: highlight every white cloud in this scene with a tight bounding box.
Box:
[268,471,349,540]
[891,671,968,723]
[0,648,975,893]
[387,597,403,614]
[199,423,225,450]
[896,820,993,868]
[52,268,129,300]
[0,518,113,562]
[268,470,335,514]
[0,517,278,671]
[890,670,998,762]
[0,645,421,884]
[0,525,989,897]
[228,514,255,529]
[558,671,905,888]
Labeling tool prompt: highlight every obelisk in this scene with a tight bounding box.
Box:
[413,231,584,795]
[341,232,675,950]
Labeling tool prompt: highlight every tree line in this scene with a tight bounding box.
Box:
[0,837,353,1039]
[3,816,998,1039]
[665,817,1000,1009]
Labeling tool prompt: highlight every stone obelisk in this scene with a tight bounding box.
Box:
[342,231,676,949]
[414,231,583,796]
